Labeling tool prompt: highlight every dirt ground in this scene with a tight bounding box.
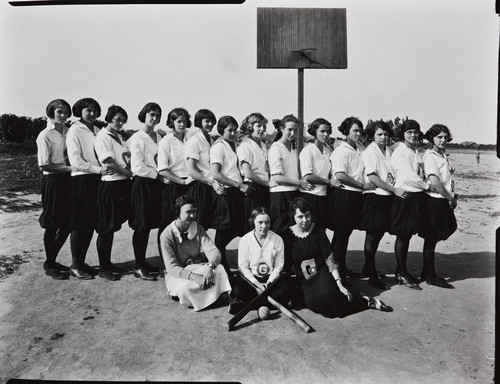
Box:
[0,189,495,384]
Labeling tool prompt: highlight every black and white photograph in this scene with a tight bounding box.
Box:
[0,0,496,383]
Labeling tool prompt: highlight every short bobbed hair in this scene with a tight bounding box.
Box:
[138,102,162,123]
[289,197,312,224]
[166,107,192,129]
[364,120,393,141]
[216,115,238,135]
[173,195,198,219]
[338,117,363,136]
[307,118,332,137]
[194,109,216,128]
[105,105,128,123]
[72,98,101,118]
[46,99,71,119]
[248,207,271,229]
[397,119,420,140]
[424,124,453,143]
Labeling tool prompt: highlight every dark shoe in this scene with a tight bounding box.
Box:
[158,268,166,279]
[228,300,244,315]
[133,267,155,281]
[45,265,68,280]
[69,267,93,280]
[44,261,69,272]
[396,272,422,290]
[171,295,179,301]
[367,297,393,312]
[83,263,96,275]
[419,270,427,283]
[98,270,118,281]
[369,275,390,290]
[426,276,454,289]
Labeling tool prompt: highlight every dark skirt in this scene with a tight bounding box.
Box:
[231,274,291,308]
[129,176,163,231]
[269,190,299,236]
[242,182,270,233]
[300,267,367,318]
[212,187,245,236]
[96,179,131,234]
[327,188,363,231]
[70,174,101,231]
[418,195,457,242]
[39,173,72,229]
[301,193,328,230]
[187,181,215,230]
[360,193,393,234]
[161,182,189,227]
[390,191,426,238]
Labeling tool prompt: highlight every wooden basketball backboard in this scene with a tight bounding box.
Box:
[257,7,347,69]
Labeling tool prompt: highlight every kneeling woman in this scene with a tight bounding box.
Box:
[160,195,231,311]
[285,198,391,318]
[230,207,291,318]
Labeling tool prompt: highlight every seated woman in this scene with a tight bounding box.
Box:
[159,195,231,311]
[284,197,391,318]
[229,207,291,319]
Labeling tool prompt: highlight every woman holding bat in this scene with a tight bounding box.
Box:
[284,197,391,318]
[229,207,291,319]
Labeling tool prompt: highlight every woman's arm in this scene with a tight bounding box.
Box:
[335,171,374,190]
[212,163,249,194]
[101,157,133,177]
[368,173,408,198]
[186,158,225,195]
[39,164,75,173]
[428,175,457,209]
[332,268,353,302]
[240,162,269,187]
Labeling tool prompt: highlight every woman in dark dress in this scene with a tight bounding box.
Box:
[284,197,391,318]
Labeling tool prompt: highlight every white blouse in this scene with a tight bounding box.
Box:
[36,120,69,175]
[157,133,191,183]
[299,143,332,196]
[362,142,395,196]
[330,141,365,192]
[66,120,101,176]
[94,128,130,181]
[268,142,299,193]
[238,230,284,286]
[236,136,269,183]
[422,149,455,199]
[129,130,160,179]
[185,131,212,179]
[391,143,429,192]
[210,138,242,185]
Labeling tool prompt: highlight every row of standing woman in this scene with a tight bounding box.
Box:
[37,98,457,294]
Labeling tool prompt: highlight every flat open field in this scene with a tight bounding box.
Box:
[0,150,496,384]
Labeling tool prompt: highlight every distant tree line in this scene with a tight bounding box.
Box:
[0,113,495,151]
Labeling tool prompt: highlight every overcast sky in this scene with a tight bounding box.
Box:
[0,0,497,143]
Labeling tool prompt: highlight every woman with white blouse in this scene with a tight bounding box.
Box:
[210,115,250,274]
[360,120,406,290]
[268,114,314,236]
[128,102,165,281]
[329,117,375,279]
[390,119,430,290]
[236,112,270,233]
[418,124,457,289]
[229,207,290,318]
[300,118,342,230]
[66,98,111,280]
[94,105,133,281]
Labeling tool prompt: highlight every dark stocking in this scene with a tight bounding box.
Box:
[215,230,236,274]
[422,239,438,280]
[132,229,150,268]
[44,226,71,265]
[70,229,94,269]
[332,229,353,271]
[363,231,384,276]
[394,236,411,275]
[97,232,114,271]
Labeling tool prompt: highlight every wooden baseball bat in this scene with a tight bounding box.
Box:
[241,274,314,333]
[226,273,284,331]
